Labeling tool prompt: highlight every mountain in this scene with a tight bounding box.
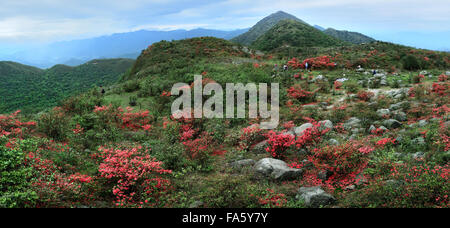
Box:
[314,25,326,31]
[324,28,376,44]
[0,58,134,113]
[1,28,248,69]
[251,20,347,52]
[231,11,307,46]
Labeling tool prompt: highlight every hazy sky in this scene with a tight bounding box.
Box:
[0,0,449,50]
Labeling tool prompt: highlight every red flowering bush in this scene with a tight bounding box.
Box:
[294,121,330,149]
[257,189,287,208]
[97,146,172,208]
[431,82,449,96]
[238,125,264,151]
[0,110,36,138]
[265,131,296,159]
[334,81,343,90]
[93,105,153,131]
[305,141,372,190]
[25,146,95,207]
[287,85,313,101]
[357,90,375,102]
[265,121,329,159]
[376,138,397,149]
[303,56,336,70]
[438,74,448,82]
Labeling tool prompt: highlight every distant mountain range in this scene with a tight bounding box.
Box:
[0,28,248,69]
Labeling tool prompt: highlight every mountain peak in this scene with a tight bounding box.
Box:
[231,11,307,46]
[251,19,346,52]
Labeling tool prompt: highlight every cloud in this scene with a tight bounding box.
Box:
[0,0,448,47]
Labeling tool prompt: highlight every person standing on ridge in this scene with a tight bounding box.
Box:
[100,86,105,95]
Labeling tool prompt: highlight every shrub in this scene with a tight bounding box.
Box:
[342,164,449,208]
[38,107,69,141]
[402,55,421,70]
[97,146,172,207]
[0,138,37,208]
[344,81,360,94]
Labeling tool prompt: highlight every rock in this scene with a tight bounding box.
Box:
[303,104,318,109]
[446,71,450,76]
[345,185,356,191]
[328,139,339,146]
[296,187,336,208]
[418,119,428,127]
[294,123,314,136]
[189,201,204,208]
[282,131,295,137]
[343,117,362,130]
[385,180,405,189]
[393,111,407,122]
[390,101,409,111]
[412,152,425,160]
[260,122,279,130]
[374,73,386,78]
[380,79,388,86]
[251,141,269,154]
[230,159,256,169]
[254,158,303,181]
[383,119,402,129]
[313,75,327,82]
[318,120,333,131]
[336,78,348,83]
[412,137,426,146]
[376,109,391,117]
[318,170,333,181]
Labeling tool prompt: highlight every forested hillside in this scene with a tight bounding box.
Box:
[251,20,348,52]
[324,28,376,44]
[0,59,134,113]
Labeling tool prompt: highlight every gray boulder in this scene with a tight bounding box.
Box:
[319,120,333,130]
[412,137,426,146]
[254,158,303,181]
[412,152,425,160]
[376,109,391,117]
[251,140,269,154]
[390,101,409,111]
[343,117,362,130]
[296,187,336,208]
[294,123,313,136]
[383,119,402,129]
[393,111,407,122]
[328,139,339,146]
[418,119,429,127]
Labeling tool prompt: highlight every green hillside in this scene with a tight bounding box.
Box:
[0,58,134,113]
[231,11,308,46]
[252,20,348,52]
[324,28,376,44]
